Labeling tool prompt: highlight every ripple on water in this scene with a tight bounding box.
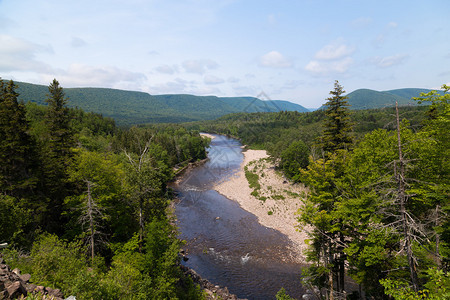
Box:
[174,134,305,299]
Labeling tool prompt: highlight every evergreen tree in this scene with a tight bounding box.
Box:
[299,81,354,298]
[0,79,38,197]
[41,79,75,231]
[321,80,353,155]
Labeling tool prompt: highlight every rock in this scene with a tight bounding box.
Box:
[50,288,63,298]
[6,281,27,299]
[19,274,31,283]
[25,283,37,293]
[0,290,8,300]
[0,257,67,300]
[181,265,245,299]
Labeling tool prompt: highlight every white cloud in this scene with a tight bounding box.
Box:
[50,63,147,87]
[371,54,408,68]
[259,51,293,68]
[0,34,52,73]
[204,75,224,85]
[387,21,398,29]
[305,57,353,75]
[156,64,178,74]
[314,41,355,60]
[306,39,355,76]
[182,59,219,74]
[148,78,191,94]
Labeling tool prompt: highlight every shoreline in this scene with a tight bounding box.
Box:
[200,132,309,263]
[213,147,309,263]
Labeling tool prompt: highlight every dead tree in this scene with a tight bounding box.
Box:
[78,180,105,264]
[395,102,420,292]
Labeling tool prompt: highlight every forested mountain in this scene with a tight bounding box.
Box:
[344,87,443,110]
[13,81,309,126]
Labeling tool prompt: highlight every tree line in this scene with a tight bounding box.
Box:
[0,78,209,299]
[295,81,450,299]
[186,101,429,182]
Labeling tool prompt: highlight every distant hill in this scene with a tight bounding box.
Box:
[344,88,441,110]
[13,81,309,126]
[317,87,441,110]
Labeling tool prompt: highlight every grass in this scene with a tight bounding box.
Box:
[271,194,285,200]
[245,169,261,190]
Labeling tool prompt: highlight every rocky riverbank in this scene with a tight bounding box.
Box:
[212,143,310,264]
[0,254,65,300]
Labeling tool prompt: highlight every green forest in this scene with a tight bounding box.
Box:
[1,77,449,299]
[0,78,209,299]
[190,81,450,299]
[14,81,309,126]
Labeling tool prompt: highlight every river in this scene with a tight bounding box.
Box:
[172,134,305,299]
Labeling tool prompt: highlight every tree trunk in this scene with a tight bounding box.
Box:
[338,232,345,295]
[395,102,419,292]
[435,204,441,267]
[139,196,144,253]
[87,181,95,264]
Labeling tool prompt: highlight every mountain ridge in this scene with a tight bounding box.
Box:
[321,87,442,110]
[12,81,310,126]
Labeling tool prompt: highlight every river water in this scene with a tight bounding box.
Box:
[172,134,305,299]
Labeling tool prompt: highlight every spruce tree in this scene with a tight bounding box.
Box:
[321,80,353,155]
[0,79,38,197]
[300,81,354,298]
[42,79,74,231]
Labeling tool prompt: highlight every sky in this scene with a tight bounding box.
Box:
[0,0,449,108]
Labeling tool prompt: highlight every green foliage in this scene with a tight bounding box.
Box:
[380,268,450,299]
[0,79,38,197]
[0,79,209,298]
[298,84,450,298]
[14,233,106,297]
[14,80,308,126]
[276,287,297,300]
[280,140,309,180]
[40,79,76,233]
[245,169,261,190]
[321,80,353,154]
[0,195,32,245]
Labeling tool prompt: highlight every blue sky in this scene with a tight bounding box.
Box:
[0,0,448,108]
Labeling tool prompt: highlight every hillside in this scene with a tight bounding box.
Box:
[13,81,309,126]
[345,87,441,110]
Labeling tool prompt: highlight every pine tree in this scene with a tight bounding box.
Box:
[321,80,353,155]
[0,79,38,197]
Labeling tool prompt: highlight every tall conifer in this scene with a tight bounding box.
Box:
[42,79,74,231]
[321,80,353,155]
[0,79,37,197]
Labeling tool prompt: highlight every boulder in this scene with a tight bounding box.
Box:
[19,274,31,283]
[25,283,37,294]
[5,281,27,299]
